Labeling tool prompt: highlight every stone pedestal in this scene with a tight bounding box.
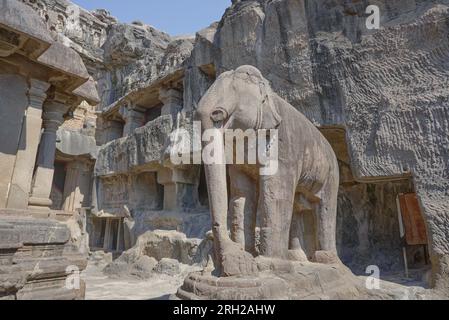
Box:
[6,79,50,209]
[176,254,441,300]
[29,94,71,209]
[157,167,199,211]
[159,88,183,116]
[0,210,87,300]
[175,257,415,300]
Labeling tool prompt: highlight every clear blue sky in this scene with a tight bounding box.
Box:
[72,0,231,36]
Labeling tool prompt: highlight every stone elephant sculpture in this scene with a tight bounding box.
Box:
[196,65,339,277]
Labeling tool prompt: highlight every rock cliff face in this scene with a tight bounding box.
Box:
[186,0,449,289]
[23,0,449,290]
[21,0,194,109]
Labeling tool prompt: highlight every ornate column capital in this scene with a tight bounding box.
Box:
[27,79,50,111]
[159,87,182,105]
[159,87,183,116]
[42,92,72,131]
[66,159,92,172]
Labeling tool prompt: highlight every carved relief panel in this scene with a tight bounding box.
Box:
[99,175,129,214]
[98,172,164,216]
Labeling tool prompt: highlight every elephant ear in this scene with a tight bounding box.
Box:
[258,84,282,130]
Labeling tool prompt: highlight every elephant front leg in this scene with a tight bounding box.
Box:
[229,167,258,255]
[288,208,309,262]
[258,172,296,260]
[313,175,340,265]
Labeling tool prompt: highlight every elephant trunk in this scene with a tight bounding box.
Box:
[199,112,230,272]
[204,162,229,245]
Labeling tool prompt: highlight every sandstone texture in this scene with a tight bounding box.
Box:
[102,230,210,279]
[1,0,447,300]
[184,0,449,292]
[176,258,438,300]
[0,211,87,300]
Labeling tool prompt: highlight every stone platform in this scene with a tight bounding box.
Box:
[175,257,369,300]
[0,210,87,300]
[175,257,437,300]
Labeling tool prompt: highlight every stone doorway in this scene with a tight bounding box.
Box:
[88,217,126,256]
[49,157,93,212]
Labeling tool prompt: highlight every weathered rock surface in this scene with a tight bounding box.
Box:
[22,0,449,296]
[103,230,210,279]
[129,230,201,265]
[64,210,90,256]
[155,258,181,276]
[0,211,87,300]
[176,257,440,300]
[184,0,449,291]
[95,115,176,176]
[89,251,113,269]
[100,22,171,105]
[337,180,415,274]
[130,256,158,279]
[22,0,194,109]
[56,128,98,159]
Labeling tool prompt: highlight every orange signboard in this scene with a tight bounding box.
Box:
[398,193,428,246]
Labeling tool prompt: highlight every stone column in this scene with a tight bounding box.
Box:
[62,160,92,212]
[103,120,124,143]
[29,93,71,209]
[157,166,199,211]
[6,79,50,209]
[159,88,183,116]
[103,218,115,251]
[121,104,146,136]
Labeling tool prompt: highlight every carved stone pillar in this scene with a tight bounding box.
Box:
[6,79,50,209]
[29,93,71,209]
[159,88,183,116]
[62,160,92,212]
[102,219,111,251]
[157,167,199,211]
[120,104,146,136]
[103,120,124,143]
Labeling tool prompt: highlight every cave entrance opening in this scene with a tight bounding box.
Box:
[88,217,126,257]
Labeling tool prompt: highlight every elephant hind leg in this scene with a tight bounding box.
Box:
[315,175,339,254]
[288,209,309,262]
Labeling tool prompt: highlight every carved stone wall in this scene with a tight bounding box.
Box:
[0,213,87,300]
[337,179,415,274]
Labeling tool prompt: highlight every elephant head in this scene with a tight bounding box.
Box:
[198,65,282,132]
[196,65,281,277]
